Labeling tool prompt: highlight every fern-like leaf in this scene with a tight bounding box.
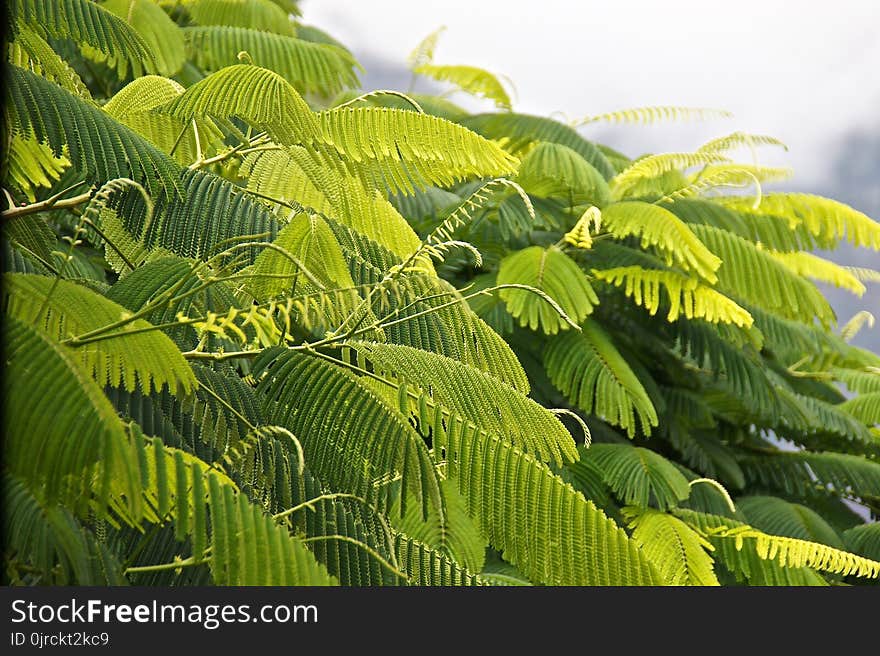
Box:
[163,64,319,144]
[611,152,729,199]
[181,0,295,35]
[593,266,753,327]
[102,0,185,77]
[317,107,518,195]
[3,273,197,395]
[515,142,611,207]
[393,478,488,573]
[544,321,659,437]
[768,250,867,296]
[624,507,720,585]
[600,201,721,282]
[253,349,444,519]
[736,496,845,548]
[462,112,616,180]
[351,341,579,466]
[2,319,155,520]
[183,26,360,96]
[10,0,158,78]
[414,64,512,109]
[838,393,880,426]
[575,106,732,126]
[497,245,597,334]
[677,509,880,580]
[720,193,880,251]
[444,415,663,584]
[7,23,92,99]
[689,224,835,325]
[7,66,182,200]
[587,444,691,510]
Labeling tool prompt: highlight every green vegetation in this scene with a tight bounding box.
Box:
[3,0,880,586]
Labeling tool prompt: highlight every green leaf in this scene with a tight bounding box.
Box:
[497,245,598,334]
[624,507,720,586]
[3,273,197,395]
[586,444,691,510]
[544,321,658,437]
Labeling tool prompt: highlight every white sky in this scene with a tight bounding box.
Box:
[302,0,880,186]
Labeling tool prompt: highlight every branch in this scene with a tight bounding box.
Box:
[1,188,92,221]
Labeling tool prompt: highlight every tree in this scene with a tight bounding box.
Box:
[3,0,880,586]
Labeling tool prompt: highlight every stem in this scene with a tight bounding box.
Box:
[1,190,92,221]
[299,535,408,582]
[183,349,261,361]
[273,493,364,520]
[125,555,201,575]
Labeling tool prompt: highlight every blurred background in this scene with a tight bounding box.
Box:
[302,0,880,352]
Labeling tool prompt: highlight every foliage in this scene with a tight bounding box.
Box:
[3,1,880,587]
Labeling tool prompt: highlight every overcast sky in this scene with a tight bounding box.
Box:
[303,0,880,187]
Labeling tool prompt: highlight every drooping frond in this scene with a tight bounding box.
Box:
[1,214,58,270]
[782,390,876,443]
[497,246,597,334]
[719,193,880,251]
[407,26,446,68]
[846,266,880,283]
[3,273,197,395]
[671,510,822,585]
[262,145,426,260]
[248,213,355,301]
[593,266,753,326]
[698,132,788,153]
[414,64,512,110]
[7,66,182,200]
[183,26,361,96]
[624,507,720,586]
[544,321,659,437]
[316,107,519,195]
[253,349,444,518]
[2,475,125,585]
[575,106,733,126]
[181,0,295,35]
[515,142,611,207]
[833,367,880,394]
[10,0,157,78]
[203,475,336,584]
[239,147,333,214]
[738,450,880,500]
[2,317,141,511]
[736,496,845,548]
[689,224,836,325]
[443,416,663,585]
[117,168,280,262]
[103,75,221,165]
[677,509,880,580]
[7,23,91,99]
[393,533,486,585]
[394,478,488,573]
[3,134,70,202]
[102,0,185,77]
[586,444,691,510]
[838,393,880,426]
[768,250,867,296]
[351,341,579,466]
[610,152,729,200]
[844,523,880,561]
[323,228,529,388]
[163,64,319,144]
[600,201,722,282]
[659,164,792,202]
[461,113,616,180]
